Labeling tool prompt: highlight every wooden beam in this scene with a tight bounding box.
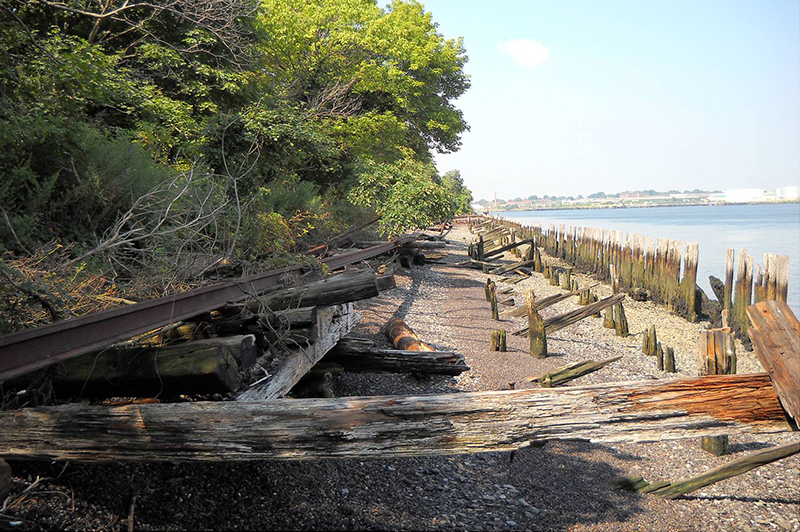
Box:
[0,374,790,463]
[515,294,625,337]
[324,338,469,375]
[236,304,358,401]
[483,238,535,259]
[747,300,800,426]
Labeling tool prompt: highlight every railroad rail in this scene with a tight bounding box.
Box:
[0,236,415,382]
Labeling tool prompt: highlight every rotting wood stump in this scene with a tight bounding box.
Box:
[0,374,791,463]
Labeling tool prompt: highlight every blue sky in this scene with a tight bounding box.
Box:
[418,0,800,201]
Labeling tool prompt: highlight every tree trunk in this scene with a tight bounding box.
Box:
[385,318,435,351]
[0,374,790,463]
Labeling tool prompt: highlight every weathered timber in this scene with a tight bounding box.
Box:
[676,242,699,322]
[614,302,630,337]
[385,317,435,352]
[483,238,535,259]
[376,274,397,292]
[723,249,735,312]
[489,281,500,320]
[51,335,257,397]
[237,304,358,401]
[642,325,658,356]
[212,306,318,336]
[699,327,736,455]
[500,290,581,318]
[0,374,790,463]
[775,255,790,303]
[528,356,622,387]
[514,294,625,337]
[489,259,534,277]
[560,268,572,291]
[236,270,379,314]
[731,249,754,341]
[490,330,507,352]
[0,458,10,499]
[526,289,547,358]
[354,241,446,250]
[656,342,664,371]
[652,442,800,499]
[603,308,615,329]
[484,277,492,302]
[747,300,800,426]
[664,346,675,373]
[325,338,469,375]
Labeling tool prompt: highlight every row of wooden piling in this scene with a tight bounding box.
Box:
[474,216,790,342]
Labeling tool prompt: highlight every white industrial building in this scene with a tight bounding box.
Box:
[724,189,766,203]
[776,186,800,200]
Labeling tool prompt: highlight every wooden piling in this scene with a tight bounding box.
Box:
[490,330,507,352]
[614,302,629,337]
[664,346,675,373]
[526,289,547,359]
[723,249,734,311]
[731,249,754,340]
[489,281,499,320]
[642,325,658,356]
[699,327,735,455]
[603,308,615,329]
[677,242,698,322]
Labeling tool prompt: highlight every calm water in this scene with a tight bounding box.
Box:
[498,204,800,315]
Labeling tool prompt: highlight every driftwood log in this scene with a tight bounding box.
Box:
[0,374,791,463]
[385,318,435,351]
[324,338,468,375]
[528,356,622,387]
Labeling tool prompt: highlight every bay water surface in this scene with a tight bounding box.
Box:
[498,203,800,315]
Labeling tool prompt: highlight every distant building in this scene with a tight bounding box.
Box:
[725,189,766,203]
[776,186,800,200]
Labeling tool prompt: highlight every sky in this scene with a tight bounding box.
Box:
[417,0,800,201]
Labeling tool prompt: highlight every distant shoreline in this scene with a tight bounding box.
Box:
[484,199,799,214]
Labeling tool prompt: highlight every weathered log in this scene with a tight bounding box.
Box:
[490,330,507,352]
[514,294,626,337]
[325,337,469,375]
[747,300,800,427]
[237,304,358,401]
[235,270,379,315]
[643,442,800,499]
[385,317,435,351]
[528,356,622,387]
[51,335,257,397]
[483,238,535,259]
[0,374,791,463]
[489,259,534,277]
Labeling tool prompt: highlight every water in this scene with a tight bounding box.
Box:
[497,204,800,315]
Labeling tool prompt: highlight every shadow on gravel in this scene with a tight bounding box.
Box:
[679,494,800,504]
[8,440,652,532]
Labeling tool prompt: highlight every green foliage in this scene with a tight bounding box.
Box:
[349,157,453,236]
[441,170,473,214]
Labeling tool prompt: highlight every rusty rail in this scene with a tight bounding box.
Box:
[0,236,415,382]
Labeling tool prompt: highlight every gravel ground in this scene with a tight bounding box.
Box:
[2,226,798,531]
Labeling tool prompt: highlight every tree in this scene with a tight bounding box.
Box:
[441,170,473,215]
[588,191,606,199]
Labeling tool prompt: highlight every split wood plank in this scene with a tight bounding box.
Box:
[0,374,790,463]
[236,304,358,401]
[747,300,800,426]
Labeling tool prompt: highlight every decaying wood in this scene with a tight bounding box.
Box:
[0,374,791,463]
[489,282,499,320]
[528,356,622,387]
[237,304,358,401]
[514,293,625,337]
[489,259,534,277]
[236,270,379,315]
[526,289,547,358]
[490,329,507,352]
[747,300,800,427]
[614,302,629,337]
[385,317,435,351]
[642,325,658,356]
[325,337,468,375]
[51,335,257,397]
[615,442,800,499]
[0,458,10,499]
[483,238,535,259]
[500,288,592,319]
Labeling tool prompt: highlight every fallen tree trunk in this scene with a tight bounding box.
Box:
[385,318,435,351]
[324,338,469,375]
[0,374,790,463]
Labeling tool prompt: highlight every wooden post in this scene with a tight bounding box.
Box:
[614,302,629,337]
[732,249,754,340]
[526,289,547,359]
[642,325,658,356]
[656,342,664,371]
[560,267,572,290]
[678,242,698,322]
[489,282,499,320]
[723,249,734,311]
[664,346,675,373]
[699,328,735,455]
[477,234,485,262]
[775,255,789,303]
[490,330,507,352]
[485,277,492,302]
[603,308,615,329]
[609,263,619,294]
